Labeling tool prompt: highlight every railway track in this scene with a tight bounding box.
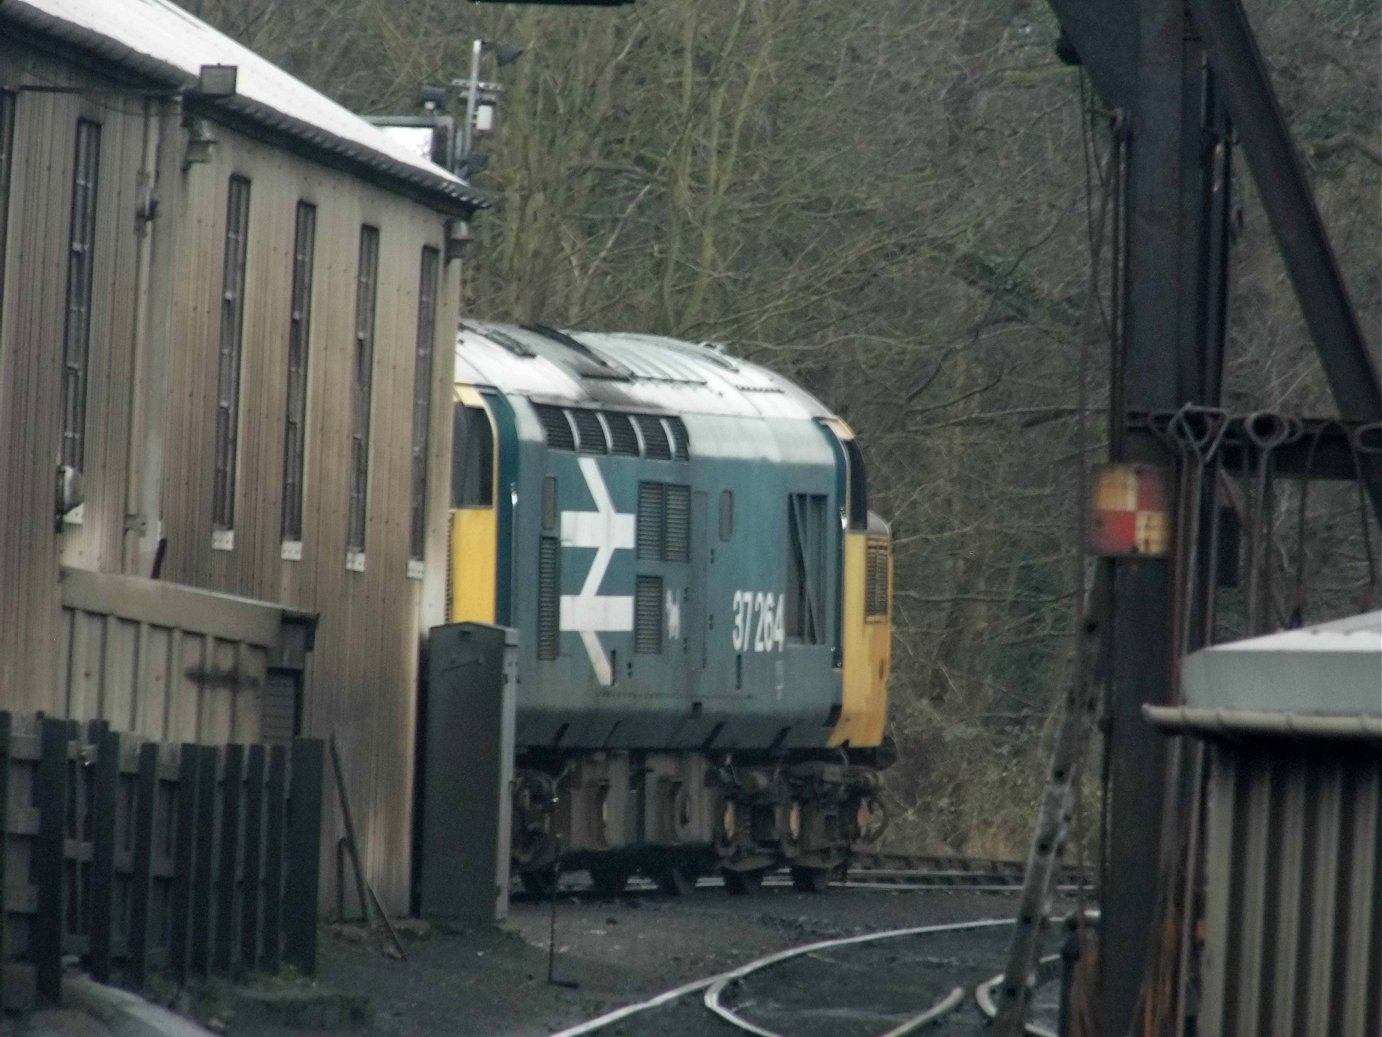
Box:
[531,852,1086,1036]
[546,913,1066,1037]
[513,849,1093,900]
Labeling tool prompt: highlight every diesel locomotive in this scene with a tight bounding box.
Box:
[447,321,892,894]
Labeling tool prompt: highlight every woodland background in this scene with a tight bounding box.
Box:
[194,0,1380,856]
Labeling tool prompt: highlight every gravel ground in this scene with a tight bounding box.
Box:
[221,883,1075,1037]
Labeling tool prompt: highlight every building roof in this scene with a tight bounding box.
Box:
[454,321,832,422]
[1,0,487,214]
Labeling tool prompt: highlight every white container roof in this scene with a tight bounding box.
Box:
[1182,610,1382,717]
[2,0,486,213]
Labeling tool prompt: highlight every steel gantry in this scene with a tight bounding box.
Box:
[1041,0,1381,1033]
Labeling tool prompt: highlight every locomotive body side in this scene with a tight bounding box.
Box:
[447,322,892,891]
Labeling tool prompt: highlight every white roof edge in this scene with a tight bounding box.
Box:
[3,0,489,213]
[1183,610,1382,718]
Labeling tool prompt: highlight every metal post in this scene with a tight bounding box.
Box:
[461,39,484,166]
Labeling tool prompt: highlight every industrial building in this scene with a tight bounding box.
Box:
[0,0,484,911]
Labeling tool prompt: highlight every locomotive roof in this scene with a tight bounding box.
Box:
[455,321,835,422]
[2,0,486,215]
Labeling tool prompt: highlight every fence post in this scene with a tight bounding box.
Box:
[261,746,287,973]
[189,745,220,977]
[34,718,69,1004]
[170,744,200,984]
[127,741,160,989]
[240,744,267,970]
[214,744,244,975]
[0,711,10,1011]
[89,723,118,982]
[283,738,324,975]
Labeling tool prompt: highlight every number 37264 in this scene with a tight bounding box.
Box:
[731,590,785,652]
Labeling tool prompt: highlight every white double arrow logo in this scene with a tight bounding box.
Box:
[559,457,635,685]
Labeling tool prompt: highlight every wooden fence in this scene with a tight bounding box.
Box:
[0,712,324,1009]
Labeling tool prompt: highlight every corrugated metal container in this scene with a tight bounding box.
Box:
[1149,611,1381,1037]
[58,567,314,745]
[1199,741,1379,1036]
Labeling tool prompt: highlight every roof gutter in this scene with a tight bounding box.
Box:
[0,1,491,216]
[1143,704,1382,741]
[194,93,491,216]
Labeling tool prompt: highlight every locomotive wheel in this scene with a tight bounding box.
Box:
[655,865,698,896]
[589,863,630,897]
[722,867,767,896]
[790,866,831,893]
[520,870,558,898]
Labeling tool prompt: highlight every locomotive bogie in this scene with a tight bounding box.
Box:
[510,749,879,891]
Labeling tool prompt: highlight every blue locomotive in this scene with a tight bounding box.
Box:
[448,321,892,893]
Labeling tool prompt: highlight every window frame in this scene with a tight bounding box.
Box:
[345,224,380,569]
[280,200,316,551]
[0,92,15,346]
[785,493,828,644]
[212,175,251,541]
[451,402,496,509]
[60,119,102,480]
[408,246,441,569]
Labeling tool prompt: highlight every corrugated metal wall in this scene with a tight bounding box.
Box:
[0,41,460,912]
[156,123,458,911]
[1200,740,1381,1037]
[0,43,154,703]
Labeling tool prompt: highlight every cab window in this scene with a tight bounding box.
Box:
[451,403,494,507]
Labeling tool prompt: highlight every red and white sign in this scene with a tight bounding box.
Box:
[1089,464,1171,557]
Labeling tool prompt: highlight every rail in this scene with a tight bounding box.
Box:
[548,917,1018,1037]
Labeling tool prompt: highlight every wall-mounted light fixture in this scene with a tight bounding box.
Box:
[183,117,217,168]
[445,220,475,262]
[197,64,239,98]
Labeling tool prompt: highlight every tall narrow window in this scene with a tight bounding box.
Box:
[408,246,440,569]
[785,493,827,644]
[0,93,15,338]
[60,120,101,474]
[280,202,316,548]
[212,176,251,537]
[346,225,379,568]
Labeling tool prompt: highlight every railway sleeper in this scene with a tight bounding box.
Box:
[511,750,878,893]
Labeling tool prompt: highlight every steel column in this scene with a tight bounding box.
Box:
[1099,0,1220,1027]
